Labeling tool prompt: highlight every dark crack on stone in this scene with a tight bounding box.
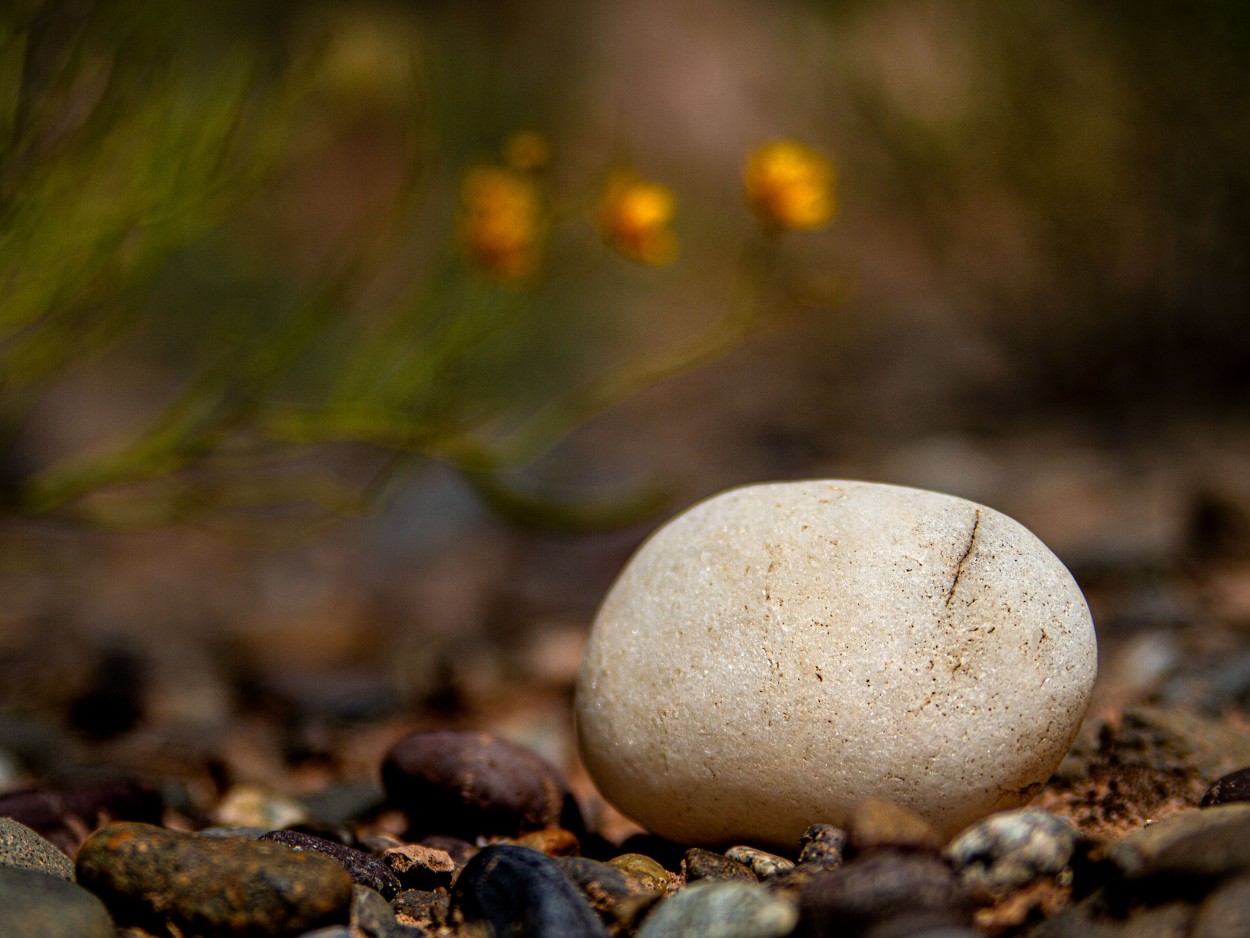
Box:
[944,508,982,609]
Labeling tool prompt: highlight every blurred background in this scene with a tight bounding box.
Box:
[3,0,1250,829]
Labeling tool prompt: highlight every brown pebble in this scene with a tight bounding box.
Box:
[381,730,583,839]
[798,823,847,868]
[724,845,796,878]
[384,843,457,891]
[392,889,450,931]
[76,822,353,936]
[608,853,675,892]
[682,846,756,883]
[846,797,944,855]
[515,827,581,857]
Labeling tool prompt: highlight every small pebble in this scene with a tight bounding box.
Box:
[797,824,847,868]
[683,846,757,883]
[0,817,75,880]
[261,829,401,899]
[556,855,656,924]
[381,730,583,838]
[724,845,796,878]
[577,481,1098,846]
[392,889,449,932]
[350,884,421,938]
[0,867,114,938]
[846,798,944,855]
[1201,766,1250,807]
[214,783,308,830]
[76,822,353,936]
[636,880,798,938]
[944,808,1078,894]
[451,843,608,938]
[384,843,456,891]
[608,853,675,891]
[797,852,974,938]
[515,826,581,857]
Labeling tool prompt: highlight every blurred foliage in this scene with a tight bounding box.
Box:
[0,0,836,535]
[817,0,1250,411]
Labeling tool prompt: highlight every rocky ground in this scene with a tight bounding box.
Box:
[4,413,1250,936]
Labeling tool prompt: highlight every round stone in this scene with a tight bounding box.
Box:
[576,480,1098,847]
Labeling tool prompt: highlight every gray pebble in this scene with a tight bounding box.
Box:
[351,884,423,938]
[637,880,798,938]
[1192,873,1250,938]
[1127,809,1250,880]
[1108,805,1250,875]
[0,817,75,880]
[725,845,795,878]
[944,808,1078,894]
[0,866,114,938]
[196,825,269,839]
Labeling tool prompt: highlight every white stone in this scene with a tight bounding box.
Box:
[575,480,1098,847]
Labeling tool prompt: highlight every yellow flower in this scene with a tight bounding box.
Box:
[597,170,678,265]
[503,130,551,171]
[743,140,837,231]
[459,166,543,281]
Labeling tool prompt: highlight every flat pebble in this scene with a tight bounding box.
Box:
[724,845,795,878]
[1107,805,1250,876]
[796,852,974,938]
[684,846,757,882]
[944,808,1078,894]
[636,880,798,938]
[577,481,1097,845]
[260,829,401,899]
[0,866,114,938]
[76,822,353,936]
[382,730,582,838]
[1201,766,1250,807]
[451,843,608,938]
[0,817,75,880]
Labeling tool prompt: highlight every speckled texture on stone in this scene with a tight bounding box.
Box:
[577,480,1098,846]
[0,817,75,880]
[76,822,354,936]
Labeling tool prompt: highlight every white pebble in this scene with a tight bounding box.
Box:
[576,480,1097,847]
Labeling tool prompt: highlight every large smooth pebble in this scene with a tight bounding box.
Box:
[576,480,1098,846]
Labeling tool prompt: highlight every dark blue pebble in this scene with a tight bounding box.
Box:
[452,844,609,938]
